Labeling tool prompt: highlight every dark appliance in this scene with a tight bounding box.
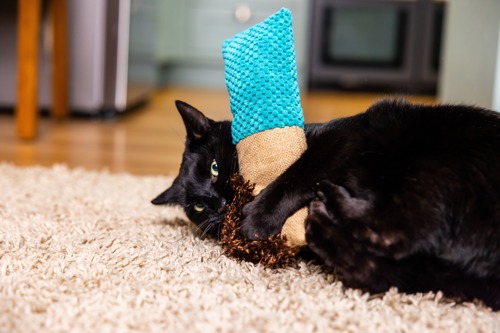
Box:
[309,0,446,93]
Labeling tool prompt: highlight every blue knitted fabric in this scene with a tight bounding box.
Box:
[222,8,304,145]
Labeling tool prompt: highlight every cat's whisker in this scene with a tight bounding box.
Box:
[196,219,211,238]
[198,216,219,239]
[217,223,223,241]
[200,222,215,239]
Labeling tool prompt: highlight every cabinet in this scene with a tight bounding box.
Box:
[155,0,311,88]
[438,0,500,110]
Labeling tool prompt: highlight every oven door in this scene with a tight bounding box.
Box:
[309,0,419,90]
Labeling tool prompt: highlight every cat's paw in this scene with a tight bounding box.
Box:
[318,181,371,220]
[239,199,283,241]
[317,181,407,258]
[305,194,347,268]
[306,194,383,287]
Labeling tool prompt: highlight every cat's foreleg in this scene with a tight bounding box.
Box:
[239,166,316,240]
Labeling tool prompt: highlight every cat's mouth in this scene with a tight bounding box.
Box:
[198,214,225,239]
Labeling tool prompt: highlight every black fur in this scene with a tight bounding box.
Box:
[153,99,500,310]
[151,101,237,238]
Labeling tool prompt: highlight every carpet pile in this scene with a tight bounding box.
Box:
[0,164,498,332]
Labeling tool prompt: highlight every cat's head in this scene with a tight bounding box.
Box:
[151,100,237,238]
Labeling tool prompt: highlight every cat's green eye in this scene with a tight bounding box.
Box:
[210,160,219,177]
[193,202,205,212]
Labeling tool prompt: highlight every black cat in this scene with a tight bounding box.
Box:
[153,99,500,310]
[152,101,237,238]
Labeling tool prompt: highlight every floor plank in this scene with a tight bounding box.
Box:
[0,86,436,176]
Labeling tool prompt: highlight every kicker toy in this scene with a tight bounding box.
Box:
[220,8,308,267]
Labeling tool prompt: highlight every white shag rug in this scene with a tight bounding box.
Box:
[0,163,498,333]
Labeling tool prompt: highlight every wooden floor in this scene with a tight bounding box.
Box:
[0,86,436,176]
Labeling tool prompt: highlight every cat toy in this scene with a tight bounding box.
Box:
[220,8,308,267]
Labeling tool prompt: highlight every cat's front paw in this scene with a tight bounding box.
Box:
[239,199,282,241]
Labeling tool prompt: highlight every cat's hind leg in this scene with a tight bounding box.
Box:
[305,191,394,292]
[307,182,500,309]
[316,181,412,260]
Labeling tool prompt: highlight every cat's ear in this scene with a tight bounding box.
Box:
[175,100,213,140]
[151,180,182,205]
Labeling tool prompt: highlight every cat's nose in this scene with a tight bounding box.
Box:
[217,198,227,214]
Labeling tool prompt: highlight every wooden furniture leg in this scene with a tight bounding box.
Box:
[17,0,68,140]
[51,0,68,119]
[17,0,41,140]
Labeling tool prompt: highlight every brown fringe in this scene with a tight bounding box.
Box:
[220,173,301,268]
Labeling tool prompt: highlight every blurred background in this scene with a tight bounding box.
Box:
[0,0,499,176]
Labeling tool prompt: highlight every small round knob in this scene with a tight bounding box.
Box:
[234,4,252,24]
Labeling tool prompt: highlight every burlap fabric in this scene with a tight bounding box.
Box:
[237,126,307,247]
